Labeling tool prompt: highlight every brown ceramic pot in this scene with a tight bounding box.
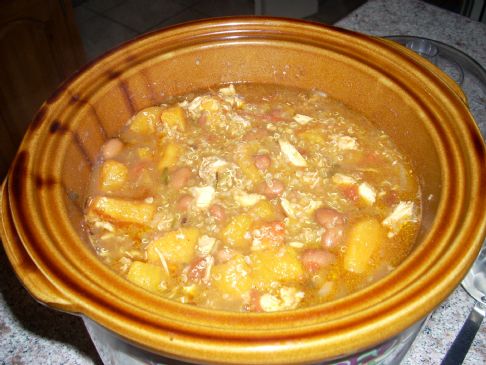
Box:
[1,17,485,365]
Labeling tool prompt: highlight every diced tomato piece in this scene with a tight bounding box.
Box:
[249,289,263,312]
[362,151,383,165]
[339,185,359,202]
[187,257,211,283]
[383,190,400,206]
[252,221,285,249]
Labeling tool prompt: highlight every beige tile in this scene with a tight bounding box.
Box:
[104,0,186,33]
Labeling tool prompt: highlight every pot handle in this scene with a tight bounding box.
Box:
[0,179,76,312]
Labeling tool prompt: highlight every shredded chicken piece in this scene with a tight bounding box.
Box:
[259,287,304,312]
[382,201,415,237]
[332,173,357,186]
[260,294,281,312]
[332,135,358,150]
[94,220,115,232]
[280,197,297,219]
[218,84,236,96]
[154,247,170,275]
[197,235,217,256]
[190,186,215,208]
[293,114,313,125]
[278,139,307,167]
[234,190,265,207]
[358,182,376,205]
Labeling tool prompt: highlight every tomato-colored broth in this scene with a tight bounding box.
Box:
[84,84,421,312]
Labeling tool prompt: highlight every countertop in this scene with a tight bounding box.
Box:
[1,0,485,364]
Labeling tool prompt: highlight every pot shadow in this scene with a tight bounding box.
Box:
[0,244,103,365]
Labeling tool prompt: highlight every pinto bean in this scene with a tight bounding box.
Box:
[198,111,208,127]
[315,208,345,228]
[258,179,285,198]
[301,249,336,273]
[209,204,226,221]
[254,154,271,170]
[315,208,346,248]
[176,194,193,211]
[101,138,123,159]
[321,226,345,248]
[169,167,191,189]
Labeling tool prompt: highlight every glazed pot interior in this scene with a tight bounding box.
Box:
[5,18,485,364]
[59,25,447,242]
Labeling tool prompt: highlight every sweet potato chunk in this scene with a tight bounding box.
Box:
[89,197,155,225]
[129,106,163,134]
[211,255,252,296]
[127,261,167,293]
[344,218,386,274]
[250,200,277,221]
[251,221,285,250]
[161,105,187,131]
[158,142,182,170]
[99,160,128,191]
[221,214,253,249]
[147,227,200,265]
[251,247,303,290]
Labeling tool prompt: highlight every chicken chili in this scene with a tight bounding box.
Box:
[84,83,421,312]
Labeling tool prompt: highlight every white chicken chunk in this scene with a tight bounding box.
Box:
[185,96,204,118]
[358,182,376,205]
[196,235,217,256]
[332,173,357,186]
[259,294,281,312]
[293,114,313,125]
[280,197,297,219]
[280,287,305,309]
[234,190,265,207]
[259,287,304,312]
[190,186,215,208]
[278,139,307,167]
[333,135,358,150]
[218,84,236,96]
[382,201,415,237]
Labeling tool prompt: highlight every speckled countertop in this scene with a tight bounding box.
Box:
[1,1,485,364]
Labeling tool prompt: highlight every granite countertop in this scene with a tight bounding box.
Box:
[1,0,485,364]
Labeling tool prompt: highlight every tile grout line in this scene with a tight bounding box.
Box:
[79,4,143,35]
[81,0,210,35]
[148,6,213,32]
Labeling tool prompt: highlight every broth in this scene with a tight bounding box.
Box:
[84,83,421,312]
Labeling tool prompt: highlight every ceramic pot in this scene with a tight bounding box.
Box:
[1,17,485,365]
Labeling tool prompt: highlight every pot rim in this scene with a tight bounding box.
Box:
[2,17,485,364]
